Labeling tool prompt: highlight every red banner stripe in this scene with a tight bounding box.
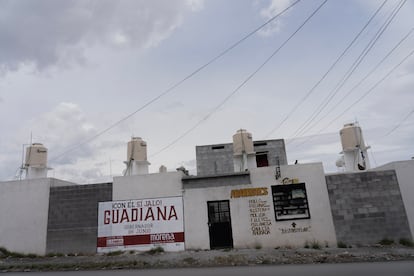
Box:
[97,232,185,248]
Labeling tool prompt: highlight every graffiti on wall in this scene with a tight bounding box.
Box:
[278,222,311,234]
[249,198,272,235]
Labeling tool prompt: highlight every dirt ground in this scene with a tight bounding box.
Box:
[1,245,414,272]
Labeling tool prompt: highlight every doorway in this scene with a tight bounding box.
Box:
[207,200,233,249]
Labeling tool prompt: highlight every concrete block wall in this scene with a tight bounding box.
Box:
[326,170,412,245]
[196,143,234,176]
[253,139,287,167]
[196,139,287,176]
[46,183,112,254]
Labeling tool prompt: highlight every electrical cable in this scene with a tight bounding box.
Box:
[320,27,414,124]
[291,0,406,140]
[290,47,414,150]
[150,0,329,158]
[292,24,413,142]
[48,0,302,164]
[263,0,388,139]
[384,108,414,137]
[323,48,414,132]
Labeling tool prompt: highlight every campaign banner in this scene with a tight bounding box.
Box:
[97,196,184,252]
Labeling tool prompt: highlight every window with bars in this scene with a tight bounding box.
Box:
[208,201,231,223]
[271,183,310,221]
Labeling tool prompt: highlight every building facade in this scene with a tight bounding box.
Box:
[0,131,413,254]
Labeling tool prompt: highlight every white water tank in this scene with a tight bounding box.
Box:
[124,137,150,176]
[337,123,370,172]
[340,123,364,151]
[25,143,47,168]
[24,143,49,179]
[232,129,254,156]
[127,137,147,161]
[232,129,256,172]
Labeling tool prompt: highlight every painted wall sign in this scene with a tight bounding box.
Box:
[231,187,268,198]
[97,196,184,252]
[281,177,299,184]
[249,199,272,235]
[278,222,311,234]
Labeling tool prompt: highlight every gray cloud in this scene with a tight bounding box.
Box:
[23,102,96,165]
[81,167,103,180]
[0,0,199,72]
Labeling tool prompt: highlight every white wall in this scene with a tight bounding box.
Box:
[253,163,337,248]
[184,185,232,249]
[113,171,183,200]
[184,163,337,250]
[0,178,51,255]
[376,160,414,238]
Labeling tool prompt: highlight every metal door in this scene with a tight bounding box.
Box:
[207,200,233,249]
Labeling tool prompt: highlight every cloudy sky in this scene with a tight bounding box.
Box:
[0,0,413,183]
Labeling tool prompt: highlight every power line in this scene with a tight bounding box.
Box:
[48,0,303,163]
[150,0,329,158]
[293,24,414,141]
[321,27,414,123]
[290,47,414,149]
[327,48,414,129]
[291,0,406,140]
[263,0,388,139]
[384,108,414,137]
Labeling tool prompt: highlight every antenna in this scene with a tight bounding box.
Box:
[19,143,30,180]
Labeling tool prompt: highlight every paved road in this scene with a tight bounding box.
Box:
[3,261,414,276]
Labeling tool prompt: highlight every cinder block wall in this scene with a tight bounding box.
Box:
[326,170,412,245]
[46,183,112,254]
[196,144,234,176]
[196,139,287,176]
[253,139,287,166]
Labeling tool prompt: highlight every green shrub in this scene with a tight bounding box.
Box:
[337,241,347,248]
[105,250,124,256]
[146,246,164,255]
[399,238,414,247]
[46,252,64,257]
[311,240,321,250]
[379,238,394,246]
[0,247,10,256]
[0,247,40,258]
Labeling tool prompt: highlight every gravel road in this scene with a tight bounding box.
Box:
[1,245,413,272]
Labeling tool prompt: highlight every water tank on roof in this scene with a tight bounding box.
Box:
[232,129,254,156]
[336,123,371,172]
[340,123,364,151]
[127,137,147,162]
[25,143,48,168]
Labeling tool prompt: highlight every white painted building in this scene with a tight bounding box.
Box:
[0,178,75,255]
[183,163,337,249]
